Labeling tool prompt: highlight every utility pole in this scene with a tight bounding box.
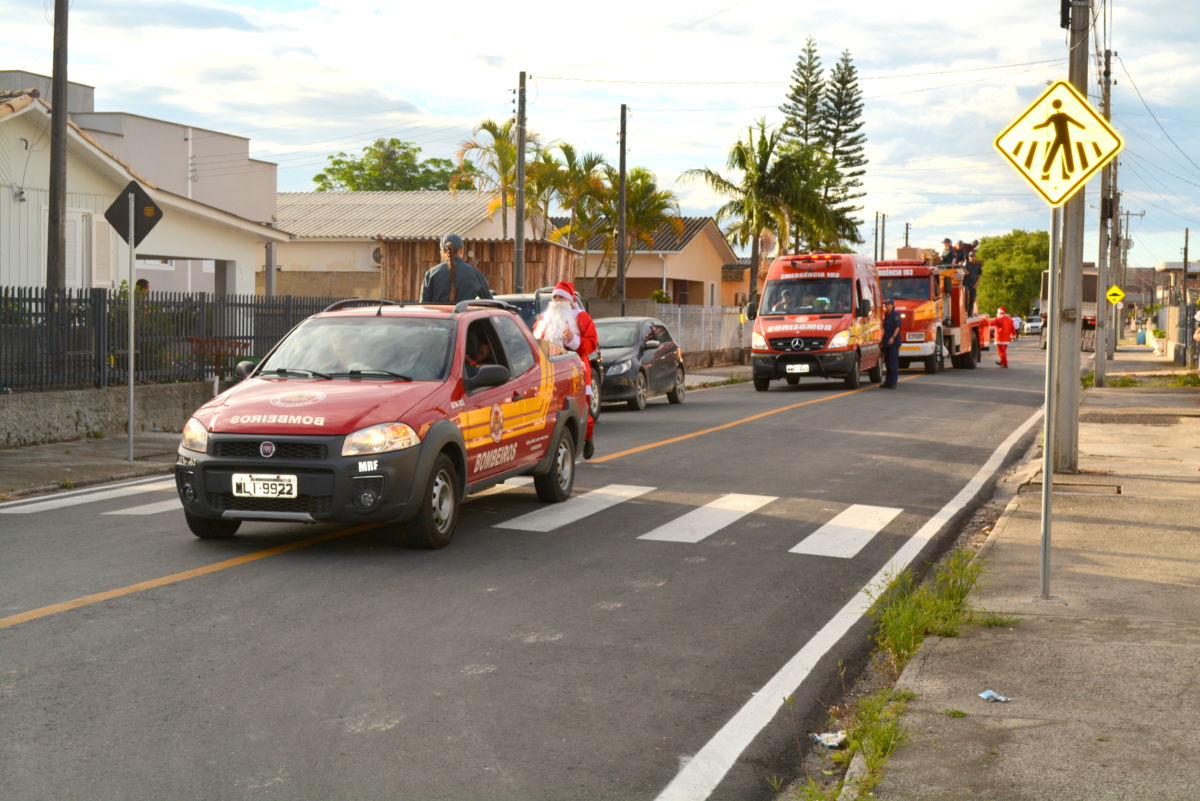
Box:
[1053,0,1090,473]
[1095,48,1113,386]
[1107,158,1121,358]
[617,104,627,315]
[46,0,69,291]
[880,213,887,261]
[513,71,527,293]
[872,212,879,260]
[1184,228,1194,368]
[1122,208,1144,317]
[904,222,910,248]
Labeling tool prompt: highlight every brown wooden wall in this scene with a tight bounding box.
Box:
[379,239,576,300]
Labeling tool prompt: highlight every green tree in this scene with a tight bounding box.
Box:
[548,144,608,272]
[975,229,1050,316]
[779,36,824,150]
[312,138,465,191]
[590,166,685,296]
[819,49,867,247]
[451,118,539,240]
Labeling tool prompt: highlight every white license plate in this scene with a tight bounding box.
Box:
[905,332,925,342]
[232,473,298,498]
[785,363,811,374]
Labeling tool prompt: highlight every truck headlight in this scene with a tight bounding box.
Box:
[181,417,209,453]
[606,360,633,376]
[342,423,420,456]
[828,330,851,349]
[752,331,767,349]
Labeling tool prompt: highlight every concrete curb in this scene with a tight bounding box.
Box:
[3,463,174,500]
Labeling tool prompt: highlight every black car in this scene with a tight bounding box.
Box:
[493,287,604,421]
[594,317,685,410]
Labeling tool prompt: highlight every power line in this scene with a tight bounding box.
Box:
[1115,53,1200,177]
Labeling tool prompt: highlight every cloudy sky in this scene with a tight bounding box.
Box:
[5,0,1198,267]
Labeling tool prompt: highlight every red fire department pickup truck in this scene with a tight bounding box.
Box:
[876,260,991,371]
[748,252,884,390]
[174,299,588,549]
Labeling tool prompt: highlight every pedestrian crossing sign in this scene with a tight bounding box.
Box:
[995,80,1124,207]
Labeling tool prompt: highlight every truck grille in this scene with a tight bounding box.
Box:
[207,493,333,516]
[769,336,827,352]
[213,441,328,460]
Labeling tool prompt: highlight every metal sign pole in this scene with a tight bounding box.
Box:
[127,192,136,462]
[1040,207,1062,599]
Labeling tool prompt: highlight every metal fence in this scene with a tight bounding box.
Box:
[653,304,750,353]
[0,287,336,393]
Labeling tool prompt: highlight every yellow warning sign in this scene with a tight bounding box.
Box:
[995,80,1124,207]
[1106,284,1125,305]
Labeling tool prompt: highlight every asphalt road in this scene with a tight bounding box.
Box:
[0,341,1046,801]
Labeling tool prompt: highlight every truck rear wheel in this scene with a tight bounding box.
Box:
[867,358,883,383]
[965,332,981,369]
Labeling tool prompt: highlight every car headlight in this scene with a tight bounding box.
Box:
[181,417,209,453]
[828,330,851,348]
[342,423,420,456]
[752,331,767,349]
[606,360,633,376]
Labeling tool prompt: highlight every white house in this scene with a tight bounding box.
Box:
[0,88,288,293]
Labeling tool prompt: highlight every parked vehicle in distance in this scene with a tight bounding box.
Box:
[1024,316,1044,335]
[492,287,603,421]
[748,252,884,389]
[594,317,686,410]
[174,299,587,549]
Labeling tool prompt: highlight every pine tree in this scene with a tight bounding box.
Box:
[820,49,867,247]
[779,37,824,149]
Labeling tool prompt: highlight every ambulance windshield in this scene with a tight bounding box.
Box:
[259,317,456,381]
[761,278,852,315]
[881,277,931,301]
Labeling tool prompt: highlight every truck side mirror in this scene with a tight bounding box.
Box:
[745,301,757,320]
[465,364,511,391]
[234,360,258,380]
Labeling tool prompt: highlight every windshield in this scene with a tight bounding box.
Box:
[258,317,456,381]
[760,278,852,315]
[881,277,931,301]
[596,322,641,349]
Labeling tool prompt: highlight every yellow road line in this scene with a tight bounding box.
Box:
[593,375,921,464]
[0,523,382,630]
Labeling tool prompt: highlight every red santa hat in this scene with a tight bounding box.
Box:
[997,307,1007,314]
[551,281,575,301]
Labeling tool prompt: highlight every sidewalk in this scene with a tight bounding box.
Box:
[0,432,180,500]
[861,342,1200,801]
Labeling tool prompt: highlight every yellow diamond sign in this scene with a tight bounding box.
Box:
[995,80,1124,207]
[1106,284,1125,305]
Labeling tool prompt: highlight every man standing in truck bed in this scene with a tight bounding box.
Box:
[421,233,493,303]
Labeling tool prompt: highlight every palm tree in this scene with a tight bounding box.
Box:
[451,118,539,240]
[548,144,608,272]
[523,147,563,240]
[683,119,834,305]
[590,167,685,296]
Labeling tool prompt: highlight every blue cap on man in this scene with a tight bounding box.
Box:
[441,233,464,250]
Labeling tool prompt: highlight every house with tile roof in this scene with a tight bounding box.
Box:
[0,88,287,293]
[549,216,742,307]
[274,190,576,299]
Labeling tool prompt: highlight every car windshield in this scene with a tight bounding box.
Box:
[761,278,852,314]
[881,277,931,301]
[596,322,641,348]
[258,317,455,381]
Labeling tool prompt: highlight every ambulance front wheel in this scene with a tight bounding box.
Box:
[185,510,241,539]
[843,354,861,389]
[753,376,771,392]
[404,453,459,549]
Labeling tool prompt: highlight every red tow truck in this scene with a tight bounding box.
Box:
[876,259,992,372]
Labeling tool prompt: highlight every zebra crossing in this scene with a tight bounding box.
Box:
[0,477,904,557]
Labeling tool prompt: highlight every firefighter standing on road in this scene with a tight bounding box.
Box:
[880,297,902,389]
[991,307,1016,368]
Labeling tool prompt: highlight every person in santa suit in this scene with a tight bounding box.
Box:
[990,307,1016,368]
[534,281,598,459]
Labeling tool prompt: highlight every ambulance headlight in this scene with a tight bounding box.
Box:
[828,330,851,349]
[181,417,209,453]
[752,331,767,349]
[342,423,420,456]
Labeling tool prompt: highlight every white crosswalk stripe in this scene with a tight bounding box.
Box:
[493,484,655,532]
[788,504,902,558]
[0,480,175,515]
[102,499,184,516]
[638,493,777,543]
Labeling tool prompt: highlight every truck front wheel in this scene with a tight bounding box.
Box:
[924,331,944,374]
[404,454,459,549]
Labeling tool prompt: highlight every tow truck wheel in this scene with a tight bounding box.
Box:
[924,331,944,374]
[843,355,861,389]
[185,511,240,539]
[628,371,648,411]
[405,454,459,549]
[753,377,770,392]
[666,366,686,404]
[535,428,576,502]
[965,332,981,369]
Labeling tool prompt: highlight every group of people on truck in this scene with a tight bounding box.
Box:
[940,237,983,315]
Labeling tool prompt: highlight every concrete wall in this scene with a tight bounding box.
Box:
[254,269,380,298]
[0,382,217,448]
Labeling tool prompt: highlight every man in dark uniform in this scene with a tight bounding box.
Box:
[420,233,493,303]
[880,297,903,389]
[963,252,983,315]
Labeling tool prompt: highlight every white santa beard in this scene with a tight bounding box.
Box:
[535,303,579,346]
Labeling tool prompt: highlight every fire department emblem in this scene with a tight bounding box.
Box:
[271,390,326,408]
[489,404,504,443]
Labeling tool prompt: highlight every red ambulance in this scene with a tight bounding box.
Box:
[748,253,884,390]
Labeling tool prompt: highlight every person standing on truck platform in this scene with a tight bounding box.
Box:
[880,297,902,389]
[991,307,1016,368]
[963,252,983,315]
[421,234,493,304]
